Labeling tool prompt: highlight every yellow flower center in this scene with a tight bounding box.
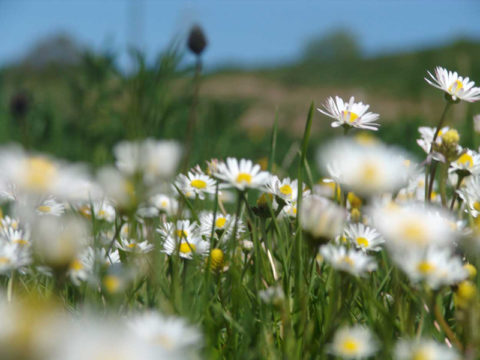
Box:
[356,237,369,248]
[342,110,359,123]
[279,184,293,196]
[154,334,174,349]
[236,173,252,185]
[160,200,168,208]
[457,153,474,168]
[25,157,57,191]
[342,256,354,267]
[179,242,196,254]
[127,243,137,249]
[457,281,476,301]
[448,79,464,94]
[412,349,432,360]
[340,337,359,354]
[402,221,426,244]
[0,257,10,264]
[417,261,435,274]
[360,162,380,183]
[37,205,52,213]
[474,202,480,212]
[103,275,121,293]
[13,239,28,246]
[464,263,477,279]
[176,229,188,238]
[70,259,84,271]
[190,179,207,189]
[215,217,227,229]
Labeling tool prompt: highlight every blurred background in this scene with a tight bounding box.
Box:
[1,0,480,170]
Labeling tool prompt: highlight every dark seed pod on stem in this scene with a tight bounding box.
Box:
[187,25,207,56]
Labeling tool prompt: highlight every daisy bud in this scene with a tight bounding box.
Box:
[209,248,224,271]
[187,25,207,56]
[9,91,30,119]
[464,263,477,279]
[454,280,476,308]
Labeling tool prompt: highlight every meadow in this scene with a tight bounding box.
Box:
[0,30,480,359]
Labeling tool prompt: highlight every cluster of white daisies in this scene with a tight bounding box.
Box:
[0,66,477,359]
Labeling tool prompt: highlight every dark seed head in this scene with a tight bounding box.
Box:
[187,25,207,56]
[9,91,31,118]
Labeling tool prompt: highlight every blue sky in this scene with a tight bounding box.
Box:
[1,0,480,69]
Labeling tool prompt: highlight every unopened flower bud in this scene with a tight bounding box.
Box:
[187,25,207,56]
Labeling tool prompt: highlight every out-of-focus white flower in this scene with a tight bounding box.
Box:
[318,96,380,131]
[344,223,384,252]
[320,244,377,277]
[425,66,480,102]
[394,338,460,360]
[77,200,116,222]
[395,246,467,289]
[150,193,178,215]
[370,202,456,251]
[128,311,202,358]
[328,325,378,359]
[214,158,270,191]
[32,216,90,269]
[0,242,31,274]
[259,285,285,304]
[98,167,136,209]
[114,139,182,184]
[50,315,158,360]
[36,198,65,216]
[474,114,480,133]
[301,195,346,242]
[0,146,95,201]
[175,170,216,200]
[319,139,412,197]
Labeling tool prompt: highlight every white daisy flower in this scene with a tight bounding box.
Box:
[301,195,346,242]
[115,237,154,254]
[0,242,31,274]
[320,244,377,277]
[319,139,412,197]
[450,148,480,176]
[259,285,285,304]
[114,138,182,184]
[128,311,202,358]
[395,246,467,289]
[68,249,94,285]
[198,212,244,240]
[458,175,480,217]
[264,175,307,202]
[36,197,65,216]
[175,170,216,200]
[425,66,480,102]
[394,338,460,360]
[281,201,298,218]
[214,158,270,191]
[328,325,378,359]
[161,235,209,260]
[150,193,178,215]
[344,223,384,252]
[97,167,136,209]
[370,202,456,251]
[318,96,380,131]
[157,220,198,243]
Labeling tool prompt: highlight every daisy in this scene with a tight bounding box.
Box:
[157,220,199,243]
[394,338,460,360]
[114,138,182,184]
[450,148,480,177]
[115,237,154,254]
[161,235,209,260]
[320,244,377,277]
[425,66,480,102]
[301,195,346,243]
[264,175,307,203]
[370,202,456,251]
[344,223,384,252]
[457,175,480,217]
[318,96,380,131]
[395,246,467,289]
[198,212,245,240]
[128,311,202,357]
[214,158,270,191]
[36,197,65,216]
[0,243,31,274]
[328,325,378,359]
[68,248,94,285]
[150,193,178,215]
[175,170,216,200]
[319,139,412,197]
